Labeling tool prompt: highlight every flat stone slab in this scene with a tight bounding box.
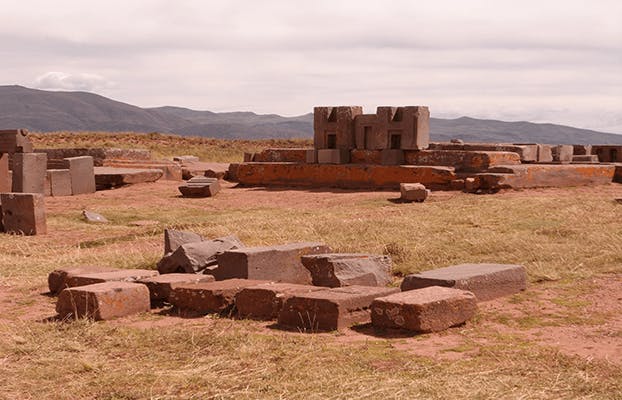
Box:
[400,263,527,301]
[169,279,271,315]
[301,253,392,288]
[214,242,331,284]
[94,167,163,189]
[236,282,326,320]
[236,163,456,190]
[48,265,120,294]
[102,160,182,181]
[371,286,477,332]
[137,273,215,301]
[56,281,150,321]
[277,285,399,332]
[178,178,221,198]
[400,183,430,202]
[65,269,159,288]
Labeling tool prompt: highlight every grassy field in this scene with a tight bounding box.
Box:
[1,132,621,399]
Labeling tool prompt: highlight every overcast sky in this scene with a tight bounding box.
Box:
[1,0,621,133]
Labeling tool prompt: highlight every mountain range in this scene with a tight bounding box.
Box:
[1,85,621,145]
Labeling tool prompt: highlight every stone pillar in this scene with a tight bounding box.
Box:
[12,153,47,193]
[64,156,96,195]
[0,192,47,235]
[0,153,9,192]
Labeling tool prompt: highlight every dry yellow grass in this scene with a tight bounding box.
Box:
[0,132,621,399]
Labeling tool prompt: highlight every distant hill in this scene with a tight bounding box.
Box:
[1,85,621,144]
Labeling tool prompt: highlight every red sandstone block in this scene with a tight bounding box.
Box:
[428,142,538,163]
[277,285,399,331]
[572,155,599,163]
[0,129,33,153]
[47,169,72,196]
[64,156,96,195]
[169,279,270,314]
[0,153,10,192]
[400,183,430,202]
[253,148,310,163]
[401,263,526,301]
[48,265,120,294]
[236,282,325,320]
[301,253,392,288]
[404,150,520,172]
[56,281,150,321]
[65,269,159,288]
[371,286,477,332]
[317,149,350,164]
[94,167,163,189]
[350,149,382,165]
[178,178,221,198]
[137,273,215,301]
[552,145,573,164]
[12,153,47,194]
[0,192,46,235]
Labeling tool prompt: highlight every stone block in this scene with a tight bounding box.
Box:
[400,183,430,202]
[137,273,215,301]
[178,177,221,198]
[243,153,255,162]
[552,145,573,164]
[317,149,350,164]
[0,153,9,192]
[314,106,362,150]
[94,167,163,189]
[164,228,203,254]
[464,177,481,192]
[65,269,159,288]
[428,142,538,163]
[301,253,392,288]
[173,155,200,163]
[380,149,404,165]
[56,281,150,321]
[572,145,592,156]
[572,155,599,163]
[592,145,622,162]
[401,263,527,301]
[371,286,477,332]
[169,279,270,314]
[236,282,325,320]
[47,169,72,197]
[214,242,331,284]
[350,149,382,164]
[478,164,615,190]
[253,148,309,163]
[12,153,47,193]
[0,193,46,235]
[48,265,120,295]
[536,144,553,163]
[157,235,244,274]
[404,150,521,172]
[0,129,33,153]
[64,156,96,195]
[227,163,240,182]
[277,285,399,331]
[103,159,183,181]
[449,179,465,190]
[305,149,317,164]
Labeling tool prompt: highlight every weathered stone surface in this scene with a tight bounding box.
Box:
[236,282,325,320]
[214,242,331,284]
[404,150,521,172]
[82,210,109,223]
[572,155,599,163]
[47,169,72,197]
[236,163,457,190]
[429,142,538,163]
[56,281,150,321]
[38,148,151,166]
[305,150,317,164]
[157,235,244,274]
[48,265,119,295]
[314,106,362,150]
[63,156,96,195]
[592,145,622,162]
[173,155,199,163]
[180,162,229,180]
[301,253,392,288]
[137,273,215,301]
[400,183,430,202]
[536,144,553,163]
[102,159,182,181]
[0,153,9,192]
[0,129,33,153]
[353,106,430,150]
[94,167,163,189]
[317,149,350,164]
[0,193,46,235]
[552,145,573,164]
[350,149,382,165]
[253,148,310,163]
[278,285,399,331]
[380,149,404,165]
[169,279,270,314]
[464,177,480,192]
[164,229,203,254]
[449,179,465,190]
[12,152,47,193]
[478,164,616,190]
[371,286,477,332]
[615,164,622,184]
[572,145,592,156]
[227,163,240,182]
[178,177,221,197]
[401,263,527,301]
[65,269,159,288]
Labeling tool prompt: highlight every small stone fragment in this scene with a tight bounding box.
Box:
[82,210,109,224]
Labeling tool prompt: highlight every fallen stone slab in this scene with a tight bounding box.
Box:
[428,142,538,163]
[236,282,326,320]
[169,279,271,315]
[56,281,150,321]
[400,263,527,301]
[180,162,230,180]
[137,273,215,302]
[48,265,120,295]
[371,286,477,332]
[164,228,203,254]
[82,210,109,224]
[103,159,182,181]
[301,253,392,288]
[236,163,457,190]
[0,192,47,235]
[252,148,311,163]
[94,167,163,189]
[277,285,399,332]
[157,235,244,274]
[178,177,221,197]
[214,242,331,284]
[404,150,521,172]
[0,129,33,153]
[65,269,159,288]
[400,183,430,202]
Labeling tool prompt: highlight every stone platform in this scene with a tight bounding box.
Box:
[94,167,164,189]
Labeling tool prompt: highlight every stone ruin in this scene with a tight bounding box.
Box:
[233,105,622,192]
[50,228,528,334]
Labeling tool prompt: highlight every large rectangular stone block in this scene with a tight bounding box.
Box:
[277,286,399,331]
[0,153,9,192]
[317,149,350,164]
[371,286,477,332]
[47,169,72,197]
[169,279,270,314]
[429,142,538,163]
[215,242,331,284]
[65,269,159,288]
[0,193,46,235]
[236,282,325,320]
[94,167,163,189]
[137,273,215,301]
[400,263,526,301]
[48,265,120,295]
[0,129,33,153]
[56,281,150,320]
[252,148,311,163]
[404,150,521,172]
[64,156,96,195]
[12,153,47,193]
[552,145,573,164]
[301,253,392,288]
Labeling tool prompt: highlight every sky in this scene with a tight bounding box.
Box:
[1,0,621,133]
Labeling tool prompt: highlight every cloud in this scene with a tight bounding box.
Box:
[34,71,113,91]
